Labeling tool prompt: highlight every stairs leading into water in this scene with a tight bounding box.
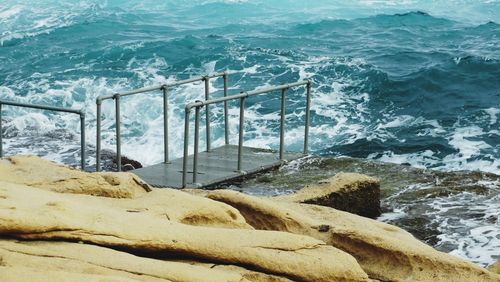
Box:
[0,72,312,188]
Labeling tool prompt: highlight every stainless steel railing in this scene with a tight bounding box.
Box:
[182,80,312,187]
[95,72,229,172]
[0,100,86,170]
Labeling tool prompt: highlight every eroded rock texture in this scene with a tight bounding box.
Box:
[0,156,498,282]
[208,190,500,282]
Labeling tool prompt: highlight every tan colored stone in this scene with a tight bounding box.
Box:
[0,181,369,282]
[0,239,266,282]
[0,156,253,229]
[0,156,250,229]
[172,260,293,281]
[181,188,210,197]
[113,188,252,229]
[276,172,381,217]
[208,190,500,282]
[0,266,138,282]
[489,260,500,275]
[0,155,149,198]
[210,265,292,282]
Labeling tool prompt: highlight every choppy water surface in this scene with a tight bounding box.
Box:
[0,0,498,267]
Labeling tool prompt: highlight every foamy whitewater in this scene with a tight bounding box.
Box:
[0,0,499,267]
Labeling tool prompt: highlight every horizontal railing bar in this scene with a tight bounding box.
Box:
[0,99,86,170]
[0,100,84,116]
[187,80,309,109]
[247,80,308,96]
[97,94,115,101]
[169,72,225,86]
[204,72,227,80]
[116,85,164,98]
[182,79,311,187]
[97,72,227,101]
[95,71,227,173]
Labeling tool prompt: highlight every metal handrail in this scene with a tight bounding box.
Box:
[0,100,86,170]
[95,72,229,172]
[182,80,312,187]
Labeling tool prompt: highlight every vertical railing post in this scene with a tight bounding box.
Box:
[96,99,102,171]
[80,112,86,171]
[193,105,200,183]
[304,81,312,154]
[114,94,122,172]
[223,72,229,145]
[162,85,169,163]
[182,106,191,188]
[280,88,286,161]
[237,95,246,172]
[0,103,3,158]
[204,77,211,152]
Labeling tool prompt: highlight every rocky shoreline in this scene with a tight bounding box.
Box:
[0,155,498,281]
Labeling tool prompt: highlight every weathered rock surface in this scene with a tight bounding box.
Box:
[113,188,252,229]
[0,266,137,282]
[0,181,369,282]
[0,155,149,198]
[3,155,251,228]
[0,239,287,282]
[1,156,496,282]
[489,260,500,275]
[276,172,381,218]
[208,190,500,282]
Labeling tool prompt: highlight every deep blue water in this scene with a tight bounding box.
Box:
[0,0,499,173]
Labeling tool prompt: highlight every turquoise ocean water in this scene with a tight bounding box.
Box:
[1,0,499,266]
[1,0,498,172]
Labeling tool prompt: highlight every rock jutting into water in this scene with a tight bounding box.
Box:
[232,156,500,267]
[275,172,381,218]
[0,155,499,281]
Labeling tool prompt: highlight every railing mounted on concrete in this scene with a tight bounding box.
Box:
[0,100,86,170]
[0,74,312,189]
[182,80,312,187]
[95,72,229,172]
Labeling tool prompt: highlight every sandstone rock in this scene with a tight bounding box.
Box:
[208,264,292,282]
[489,260,500,275]
[171,260,293,281]
[0,239,267,282]
[0,266,137,282]
[0,155,149,198]
[208,190,500,282]
[0,181,369,282]
[0,156,249,229]
[114,188,252,229]
[276,172,381,218]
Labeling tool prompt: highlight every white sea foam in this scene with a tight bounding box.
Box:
[379,180,500,266]
[377,207,406,221]
[364,114,500,175]
[0,1,103,46]
[2,46,498,176]
[73,53,373,167]
[484,107,499,125]
[369,150,440,169]
[431,191,500,266]
[0,5,23,21]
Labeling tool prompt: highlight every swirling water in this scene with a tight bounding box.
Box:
[0,0,499,266]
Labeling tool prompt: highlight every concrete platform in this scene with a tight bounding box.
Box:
[132,145,304,188]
